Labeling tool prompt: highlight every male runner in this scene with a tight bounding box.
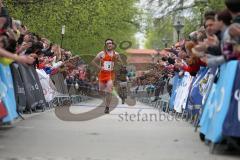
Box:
[92,39,122,114]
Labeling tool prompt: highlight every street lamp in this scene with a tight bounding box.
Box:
[61,25,65,48]
[194,0,208,26]
[173,20,184,42]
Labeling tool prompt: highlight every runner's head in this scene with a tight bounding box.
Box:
[104,38,115,51]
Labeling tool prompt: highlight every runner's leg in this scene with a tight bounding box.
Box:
[99,81,106,105]
[105,80,113,108]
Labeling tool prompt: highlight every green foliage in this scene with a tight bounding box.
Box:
[145,16,174,49]
[208,0,226,11]
[4,0,139,57]
[183,18,198,39]
[144,0,227,48]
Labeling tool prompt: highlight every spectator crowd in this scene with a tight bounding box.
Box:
[132,0,240,151]
[133,0,240,103]
[0,1,97,124]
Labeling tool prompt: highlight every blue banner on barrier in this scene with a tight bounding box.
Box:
[201,67,218,106]
[199,83,216,137]
[0,76,8,120]
[200,61,238,143]
[169,73,180,110]
[189,67,208,106]
[222,62,240,138]
[185,67,208,116]
[0,64,18,123]
[174,72,192,113]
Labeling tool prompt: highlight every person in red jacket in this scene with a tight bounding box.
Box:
[181,58,207,76]
[175,41,207,76]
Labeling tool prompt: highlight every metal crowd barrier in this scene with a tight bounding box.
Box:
[132,85,200,126]
[47,74,93,109]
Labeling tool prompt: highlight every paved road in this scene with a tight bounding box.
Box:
[0,98,239,160]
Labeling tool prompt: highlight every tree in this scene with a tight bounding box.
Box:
[143,0,227,48]
[145,16,174,49]
[4,0,140,57]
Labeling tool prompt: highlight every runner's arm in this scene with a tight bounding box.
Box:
[91,56,101,70]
